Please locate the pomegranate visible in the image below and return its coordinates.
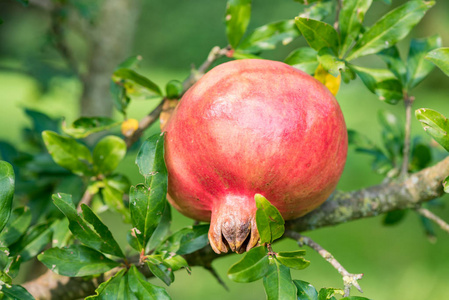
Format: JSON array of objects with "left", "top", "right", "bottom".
[{"left": 163, "top": 59, "right": 347, "bottom": 254}]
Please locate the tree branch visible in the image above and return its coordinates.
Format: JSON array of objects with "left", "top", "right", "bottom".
[
  {"left": 23, "top": 155, "right": 449, "bottom": 299},
  {"left": 416, "top": 207, "right": 449, "bottom": 234},
  {"left": 285, "top": 231, "right": 363, "bottom": 296}
]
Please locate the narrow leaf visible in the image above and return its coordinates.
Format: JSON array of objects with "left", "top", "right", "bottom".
[
  {"left": 0, "top": 161, "right": 14, "bottom": 233},
  {"left": 228, "top": 246, "right": 269, "bottom": 282},
  {"left": 38, "top": 245, "right": 119, "bottom": 277},
  {"left": 237, "top": 20, "right": 300, "bottom": 53},
  {"left": 0, "top": 285, "right": 34, "bottom": 300},
  {"left": 62, "top": 117, "right": 120, "bottom": 139},
  {"left": 52, "top": 193, "right": 125, "bottom": 258},
  {"left": 147, "top": 202, "right": 171, "bottom": 251},
  {"left": 127, "top": 265, "right": 171, "bottom": 299},
  {"left": 350, "top": 65, "right": 402, "bottom": 104},
  {"left": 378, "top": 46, "right": 407, "bottom": 85},
  {"left": 93, "top": 136, "right": 126, "bottom": 175},
  {"left": 263, "top": 258, "right": 296, "bottom": 300},
  {"left": 9, "top": 222, "right": 52, "bottom": 261},
  {"left": 102, "top": 175, "right": 131, "bottom": 223},
  {"left": 276, "top": 250, "right": 310, "bottom": 270},
  {"left": 146, "top": 255, "right": 174, "bottom": 286},
  {"left": 317, "top": 48, "right": 345, "bottom": 77},
  {"left": 225, "top": 0, "right": 252, "bottom": 48},
  {"left": 135, "top": 133, "right": 166, "bottom": 180},
  {"left": 255, "top": 194, "right": 285, "bottom": 244},
  {"left": 85, "top": 269, "right": 127, "bottom": 299},
  {"left": 158, "top": 224, "right": 209, "bottom": 255},
  {"left": 295, "top": 17, "right": 339, "bottom": 54},
  {"left": 42, "top": 131, "right": 93, "bottom": 176},
  {"left": 406, "top": 35, "right": 442, "bottom": 89},
  {"left": 339, "top": 0, "right": 373, "bottom": 55},
  {"left": 346, "top": 0, "right": 435, "bottom": 61},
  {"left": 114, "top": 68, "right": 162, "bottom": 96},
  {"left": 293, "top": 280, "right": 319, "bottom": 300},
  {"left": 0, "top": 207, "right": 32, "bottom": 247},
  {"left": 415, "top": 108, "right": 449, "bottom": 152},
  {"left": 284, "top": 48, "right": 318, "bottom": 75},
  {"left": 425, "top": 47, "right": 449, "bottom": 77}
]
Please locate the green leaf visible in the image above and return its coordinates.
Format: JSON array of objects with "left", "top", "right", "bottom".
[
  {"left": 295, "top": 17, "right": 339, "bottom": 55},
  {"left": 0, "top": 207, "right": 32, "bottom": 247},
  {"left": 383, "top": 209, "right": 407, "bottom": 225},
  {"left": 298, "top": 0, "right": 334, "bottom": 21},
  {"left": 110, "top": 80, "right": 130, "bottom": 115},
  {"left": 42, "top": 131, "right": 93, "bottom": 176},
  {"left": 228, "top": 246, "right": 269, "bottom": 283},
  {"left": 415, "top": 108, "right": 449, "bottom": 152},
  {"left": 116, "top": 55, "right": 142, "bottom": 70},
  {"left": 0, "top": 285, "right": 34, "bottom": 300},
  {"left": 237, "top": 20, "right": 300, "bottom": 53},
  {"left": 339, "top": 0, "right": 373, "bottom": 55},
  {"left": 146, "top": 255, "right": 174, "bottom": 286},
  {"left": 114, "top": 68, "right": 162, "bottom": 96},
  {"left": 317, "top": 48, "right": 345, "bottom": 77},
  {"left": 406, "top": 35, "right": 442, "bottom": 89},
  {"left": 0, "top": 161, "right": 14, "bottom": 234},
  {"left": 263, "top": 258, "right": 296, "bottom": 300},
  {"left": 378, "top": 46, "right": 407, "bottom": 85},
  {"left": 62, "top": 117, "right": 120, "bottom": 139},
  {"left": 255, "top": 194, "right": 285, "bottom": 244},
  {"left": 102, "top": 175, "right": 131, "bottom": 222},
  {"left": 135, "top": 133, "right": 166, "bottom": 180},
  {"left": 346, "top": 1, "right": 435, "bottom": 61},
  {"left": 410, "top": 142, "right": 432, "bottom": 172},
  {"left": 341, "top": 297, "right": 371, "bottom": 300},
  {"left": 158, "top": 224, "right": 209, "bottom": 255},
  {"left": 443, "top": 175, "right": 449, "bottom": 193},
  {"left": 50, "top": 218, "right": 72, "bottom": 248},
  {"left": 147, "top": 202, "right": 171, "bottom": 251},
  {"left": 93, "top": 136, "right": 126, "bottom": 175},
  {"left": 284, "top": 48, "right": 318, "bottom": 75},
  {"left": 293, "top": 280, "right": 318, "bottom": 300},
  {"left": 14, "top": 0, "right": 29, "bottom": 6},
  {"left": 165, "top": 80, "right": 183, "bottom": 99},
  {"left": 86, "top": 269, "right": 127, "bottom": 299},
  {"left": 129, "top": 184, "right": 167, "bottom": 252},
  {"left": 276, "top": 250, "right": 310, "bottom": 270},
  {"left": 9, "top": 222, "right": 52, "bottom": 261},
  {"left": 127, "top": 265, "right": 171, "bottom": 300},
  {"left": 378, "top": 110, "right": 403, "bottom": 160},
  {"left": 425, "top": 47, "right": 449, "bottom": 77},
  {"left": 231, "top": 50, "right": 262, "bottom": 60},
  {"left": 318, "top": 288, "right": 344, "bottom": 300},
  {"left": 164, "top": 255, "right": 189, "bottom": 272},
  {"left": 225, "top": 0, "right": 252, "bottom": 48},
  {"left": 350, "top": 65, "right": 402, "bottom": 104},
  {"left": 52, "top": 193, "right": 125, "bottom": 258},
  {"left": 38, "top": 245, "right": 120, "bottom": 277}
]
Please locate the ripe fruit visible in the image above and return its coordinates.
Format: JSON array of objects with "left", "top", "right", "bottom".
[{"left": 164, "top": 59, "right": 347, "bottom": 254}]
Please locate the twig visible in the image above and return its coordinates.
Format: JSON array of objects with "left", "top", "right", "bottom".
[
  {"left": 416, "top": 207, "right": 449, "bottom": 234},
  {"left": 77, "top": 189, "right": 94, "bottom": 212},
  {"left": 400, "top": 93, "right": 415, "bottom": 178},
  {"left": 204, "top": 265, "right": 229, "bottom": 291},
  {"left": 124, "top": 99, "right": 165, "bottom": 149},
  {"left": 285, "top": 231, "right": 363, "bottom": 297},
  {"left": 182, "top": 46, "right": 231, "bottom": 92}
]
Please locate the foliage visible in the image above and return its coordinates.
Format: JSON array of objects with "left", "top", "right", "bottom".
[{"left": 0, "top": 0, "right": 448, "bottom": 299}]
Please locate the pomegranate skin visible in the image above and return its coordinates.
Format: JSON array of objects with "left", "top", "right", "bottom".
[{"left": 164, "top": 59, "right": 347, "bottom": 253}]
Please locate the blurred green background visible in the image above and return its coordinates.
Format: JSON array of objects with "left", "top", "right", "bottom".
[{"left": 1, "top": 0, "right": 449, "bottom": 299}]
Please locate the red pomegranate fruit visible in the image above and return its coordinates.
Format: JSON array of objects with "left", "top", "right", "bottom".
[{"left": 163, "top": 59, "right": 347, "bottom": 254}]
